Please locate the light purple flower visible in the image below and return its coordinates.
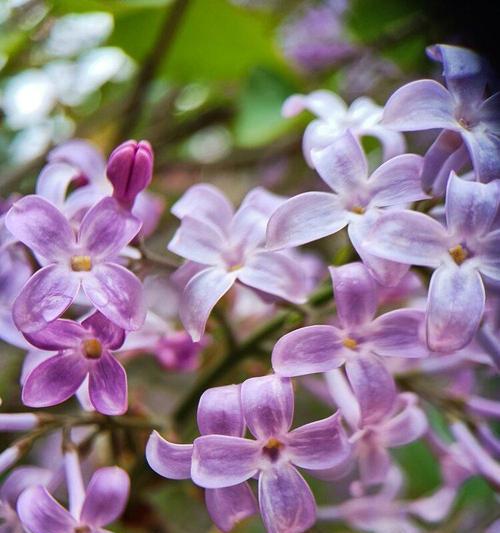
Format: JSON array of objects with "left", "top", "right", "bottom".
[
  {"left": 6, "top": 195, "right": 146, "bottom": 332},
  {"left": 21, "top": 311, "right": 128, "bottom": 415},
  {"left": 168, "top": 185, "right": 310, "bottom": 341},
  {"left": 146, "top": 384, "right": 258, "bottom": 532},
  {"left": 266, "top": 131, "right": 426, "bottom": 285},
  {"left": 383, "top": 44, "right": 500, "bottom": 182},
  {"left": 282, "top": 90, "right": 406, "bottom": 166},
  {"left": 363, "top": 173, "right": 500, "bottom": 351},
  {"left": 272, "top": 262, "right": 428, "bottom": 422},
  {"left": 191, "top": 374, "right": 352, "bottom": 533}
]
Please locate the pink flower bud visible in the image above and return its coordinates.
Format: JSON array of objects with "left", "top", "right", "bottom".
[{"left": 106, "top": 140, "right": 154, "bottom": 208}]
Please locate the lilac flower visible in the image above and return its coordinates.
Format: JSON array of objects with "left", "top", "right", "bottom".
[
  {"left": 191, "top": 374, "right": 352, "bottom": 533},
  {"left": 6, "top": 195, "right": 146, "bottom": 332},
  {"left": 363, "top": 173, "right": 500, "bottom": 351},
  {"left": 272, "top": 263, "right": 428, "bottom": 422},
  {"left": 168, "top": 185, "right": 311, "bottom": 341},
  {"left": 383, "top": 44, "right": 500, "bottom": 183},
  {"left": 266, "top": 131, "right": 426, "bottom": 285},
  {"left": 21, "top": 311, "right": 128, "bottom": 415},
  {"left": 282, "top": 90, "right": 406, "bottom": 166},
  {"left": 146, "top": 384, "right": 258, "bottom": 532}
]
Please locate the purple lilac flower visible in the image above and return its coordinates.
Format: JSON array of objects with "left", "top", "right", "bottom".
[
  {"left": 21, "top": 311, "right": 128, "bottom": 415},
  {"left": 191, "top": 374, "right": 352, "bottom": 533},
  {"left": 363, "top": 173, "right": 500, "bottom": 352},
  {"left": 272, "top": 262, "right": 429, "bottom": 422},
  {"left": 168, "top": 185, "right": 311, "bottom": 341},
  {"left": 146, "top": 384, "right": 258, "bottom": 532},
  {"left": 383, "top": 44, "right": 500, "bottom": 184},
  {"left": 266, "top": 131, "right": 427, "bottom": 285},
  {"left": 6, "top": 195, "right": 146, "bottom": 332},
  {"left": 282, "top": 90, "right": 406, "bottom": 166}
]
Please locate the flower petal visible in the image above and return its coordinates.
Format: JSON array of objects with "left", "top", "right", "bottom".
[
  {"left": 78, "top": 197, "right": 141, "bottom": 260},
  {"left": 358, "top": 441, "right": 391, "bottom": 485},
  {"left": 426, "top": 265, "right": 485, "bottom": 352},
  {"left": 238, "top": 251, "right": 308, "bottom": 304},
  {"left": 287, "top": 413, "right": 351, "bottom": 470},
  {"left": 477, "top": 229, "right": 500, "bottom": 282},
  {"left": 5, "top": 195, "right": 74, "bottom": 261},
  {"left": 282, "top": 90, "right": 347, "bottom": 120},
  {"left": 258, "top": 464, "right": 316, "bottom": 533},
  {"left": 36, "top": 162, "right": 81, "bottom": 208},
  {"left": 48, "top": 138, "right": 106, "bottom": 181},
  {"left": 0, "top": 466, "right": 52, "bottom": 509},
  {"left": 191, "top": 435, "right": 260, "bottom": 489},
  {"left": 22, "top": 351, "right": 88, "bottom": 408},
  {"left": 266, "top": 191, "right": 348, "bottom": 250},
  {"left": 17, "top": 486, "right": 76, "bottom": 533},
  {"left": 82, "top": 262, "right": 146, "bottom": 331},
  {"left": 81, "top": 467, "right": 130, "bottom": 527},
  {"left": 272, "top": 325, "right": 344, "bottom": 377},
  {"left": 382, "top": 393, "right": 428, "bottom": 447},
  {"left": 146, "top": 431, "right": 193, "bottom": 480},
  {"left": 382, "top": 80, "right": 455, "bottom": 131},
  {"left": 88, "top": 353, "right": 127, "bottom": 415},
  {"left": 330, "top": 262, "right": 378, "bottom": 329},
  {"left": 81, "top": 311, "right": 125, "bottom": 350},
  {"left": 179, "top": 266, "right": 237, "bottom": 341},
  {"left": 205, "top": 484, "right": 258, "bottom": 533},
  {"left": 197, "top": 384, "right": 244, "bottom": 437},
  {"left": 23, "top": 319, "right": 86, "bottom": 351}
]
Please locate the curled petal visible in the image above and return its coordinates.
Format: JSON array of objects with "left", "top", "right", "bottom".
[
  {"left": 0, "top": 466, "right": 52, "bottom": 508},
  {"left": 205, "top": 484, "right": 258, "bottom": 533},
  {"left": 241, "top": 375, "right": 294, "bottom": 440},
  {"left": 146, "top": 431, "right": 192, "bottom": 480},
  {"left": 191, "top": 435, "right": 260, "bottom": 489},
  {"left": 282, "top": 90, "right": 347, "bottom": 120},
  {"left": 24, "top": 319, "right": 85, "bottom": 351},
  {"left": 477, "top": 229, "right": 500, "bottom": 282},
  {"left": 48, "top": 138, "right": 105, "bottom": 181},
  {"left": 358, "top": 441, "right": 391, "bottom": 486},
  {"left": 36, "top": 162, "right": 81, "bottom": 207},
  {"left": 360, "top": 126, "right": 406, "bottom": 161},
  {"left": 88, "top": 353, "right": 127, "bottom": 415},
  {"left": 197, "top": 384, "right": 244, "bottom": 437},
  {"left": 382, "top": 393, "right": 428, "bottom": 447},
  {"left": 81, "top": 311, "right": 125, "bottom": 350}
]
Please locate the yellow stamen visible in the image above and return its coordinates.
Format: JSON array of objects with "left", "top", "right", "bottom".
[
  {"left": 83, "top": 339, "right": 102, "bottom": 359},
  {"left": 228, "top": 263, "right": 243, "bottom": 272},
  {"left": 448, "top": 244, "right": 468, "bottom": 265},
  {"left": 264, "top": 437, "right": 283, "bottom": 450},
  {"left": 342, "top": 337, "right": 358, "bottom": 350},
  {"left": 71, "top": 255, "right": 92, "bottom": 272},
  {"left": 351, "top": 206, "right": 365, "bottom": 215},
  {"left": 74, "top": 527, "right": 91, "bottom": 533},
  {"left": 458, "top": 117, "right": 471, "bottom": 130}
]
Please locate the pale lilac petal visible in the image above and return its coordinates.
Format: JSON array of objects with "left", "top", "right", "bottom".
[
  {"left": 370, "top": 309, "right": 428, "bottom": 358},
  {"left": 23, "top": 319, "right": 85, "bottom": 351},
  {"left": 304, "top": 451, "right": 354, "bottom": 481},
  {"left": 13, "top": 265, "right": 79, "bottom": 333},
  {"left": 88, "top": 353, "right": 127, "bottom": 415},
  {"left": 78, "top": 197, "right": 141, "bottom": 260},
  {"left": 478, "top": 229, "right": 500, "bottom": 282},
  {"left": 238, "top": 251, "right": 308, "bottom": 304},
  {"left": 382, "top": 393, "right": 428, "bottom": 447},
  {"left": 358, "top": 441, "right": 391, "bottom": 485},
  {"left": 179, "top": 267, "right": 237, "bottom": 341},
  {"left": 359, "top": 125, "right": 406, "bottom": 161},
  {"left": 229, "top": 205, "right": 268, "bottom": 252},
  {"left": 445, "top": 173, "right": 499, "bottom": 238},
  {"left": 287, "top": 413, "right": 351, "bottom": 470},
  {"left": 22, "top": 352, "right": 88, "bottom": 407},
  {"left": 345, "top": 354, "right": 395, "bottom": 424},
  {"left": 205, "top": 484, "right": 258, "bottom": 533},
  {"left": 81, "top": 311, "right": 125, "bottom": 350},
  {"left": 82, "top": 263, "right": 146, "bottom": 331},
  {"left": 266, "top": 191, "right": 348, "bottom": 250},
  {"left": 310, "top": 131, "right": 368, "bottom": 193},
  {"left": 36, "top": 162, "right": 81, "bottom": 207},
  {"left": 171, "top": 184, "right": 234, "bottom": 231},
  {"left": 133, "top": 191, "right": 165, "bottom": 237},
  {"left": 81, "top": 467, "right": 129, "bottom": 527},
  {"left": 241, "top": 375, "right": 293, "bottom": 440},
  {"left": 382, "top": 80, "right": 456, "bottom": 131},
  {"left": 5, "top": 195, "right": 74, "bottom": 261},
  {"left": 408, "top": 486, "right": 457, "bottom": 523},
  {"left": 362, "top": 210, "right": 449, "bottom": 267},
  {"left": 197, "top": 384, "right": 244, "bottom": 437},
  {"left": 426, "top": 265, "right": 485, "bottom": 351},
  {"left": 48, "top": 138, "right": 105, "bottom": 181},
  {"left": 329, "top": 262, "right": 377, "bottom": 329},
  {"left": 324, "top": 369, "right": 360, "bottom": 429},
  {"left": 191, "top": 435, "right": 260, "bottom": 489},
  {"left": 0, "top": 466, "right": 52, "bottom": 508},
  {"left": 272, "top": 325, "right": 344, "bottom": 377},
  {"left": 168, "top": 216, "right": 225, "bottom": 265},
  {"left": 146, "top": 431, "right": 193, "bottom": 480},
  {"left": 302, "top": 120, "right": 338, "bottom": 167},
  {"left": 282, "top": 90, "right": 347, "bottom": 120},
  {"left": 368, "top": 154, "right": 427, "bottom": 207},
  {"left": 459, "top": 128, "right": 500, "bottom": 182},
  {"left": 258, "top": 464, "right": 316, "bottom": 533},
  {"left": 17, "top": 486, "right": 76, "bottom": 533},
  {"left": 238, "top": 187, "right": 286, "bottom": 218}
]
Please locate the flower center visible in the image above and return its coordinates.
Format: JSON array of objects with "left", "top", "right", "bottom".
[
  {"left": 83, "top": 338, "right": 102, "bottom": 359},
  {"left": 262, "top": 437, "right": 283, "bottom": 462},
  {"left": 350, "top": 206, "right": 365, "bottom": 215},
  {"left": 74, "top": 527, "right": 91, "bottom": 533},
  {"left": 71, "top": 255, "right": 92, "bottom": 272},
  {"left": 342, "top": 337, "right": 358, "bottom": 350},
  {"left": 448, "top": 244, "right": 468, "bottom": 265}
]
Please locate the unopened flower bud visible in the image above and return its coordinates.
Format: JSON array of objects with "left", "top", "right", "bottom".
[
  {"left": 0, "top": 413, "right": 40, "bottom": 432},
  {"left": 106, "top": 140, "right": 154, "bottom": 208},
  {"left": 0, "top": 446, "right": 21, "bottom": 475}
]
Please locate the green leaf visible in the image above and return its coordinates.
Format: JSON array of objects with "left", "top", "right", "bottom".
[{"left": 51, "top": 0, "right": 172, "bottom": 15}]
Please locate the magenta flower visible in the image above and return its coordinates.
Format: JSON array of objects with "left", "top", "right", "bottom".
[
  {"left": 266, "top": 131, "right": 427, "bottom": 285},
  {"left": 146, "top": 384, "right": 258, "bottom": 532},
  {"left": 21, "top": 311, "right": 128, "bottom": 415},
  {"left": 17, "top": 466, "right": 129, "bottom": 533},
  {"left": 363, "top": 173, "right": 500, "bottom": 351},
  {"left": 6, "top": 195, "right": 146, "bottom": 332},
  {"left": 383, "top": 44, "right": 500, "bottom": 182},
  {"left": 168, "top": 185, "right": 310, "bottom": 341},
  {"left": 272, "top": 263, "right": 428, "bottom": 422},
  {"left": 191, "top": 374, "right": 351, "bottom": 533}
]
